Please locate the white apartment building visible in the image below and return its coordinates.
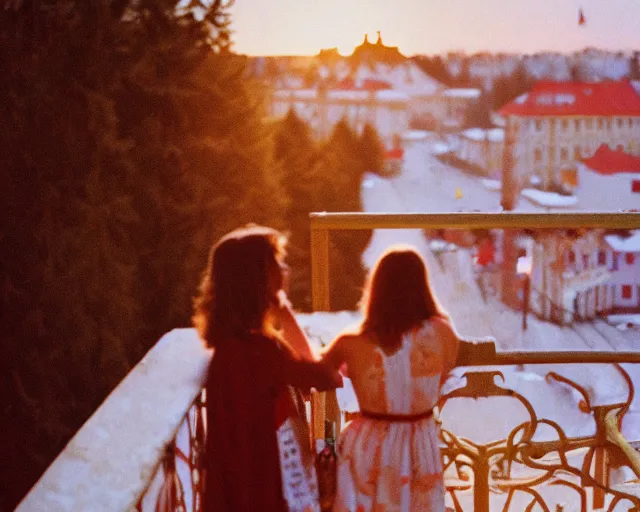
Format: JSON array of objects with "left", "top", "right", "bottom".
[
  {"left": 498, "top": 80, "right": 640, "bottom": 189},
  {"left": 575, "top": 144, "right": 640, "bottom": 210},
  {"left": 271, "top": 88, "right": 409, "bottom": 146},
  {"left": 454, "top": 127, "right": 505, "bottom": 178}
]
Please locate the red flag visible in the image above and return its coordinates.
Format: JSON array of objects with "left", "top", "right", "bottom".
[{"left": 578, "top": 8, "right": 586, "bottom": 26}]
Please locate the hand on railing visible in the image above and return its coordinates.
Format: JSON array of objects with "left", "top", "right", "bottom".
[{"left": 455, "top": 336, "right": 497, "bottom": 367}]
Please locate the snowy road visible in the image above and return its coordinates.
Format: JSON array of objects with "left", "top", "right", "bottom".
[{"left": 359, "top": 138, "right": 638, "bottom": 352}]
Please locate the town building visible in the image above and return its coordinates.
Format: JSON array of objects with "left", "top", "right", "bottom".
[
  {"left": 453, "top": 127, "right": 505, "bottom": 178},
  {"left": 527, "top": 224, "right": 640, "bottom": 324},
  {"left": 529, "top": 230, "right": 612, "bottom": 324},
  {"left": 574, "top": 144, "right": 640, "bottom": 209},
  {"left": 603, "top": 230, "right": 640, "bottom": 312},
  {"left": 498, "top": 80, "right": 640, "bottom": 190},
  {"left": 269, "top": 33, "right": 441, "bottom": 146},
  {"left": 271, "top": 87, "right": 410, "bottom": 146},
  {"left": 440, "top": 88, "right": 482, "bottom": 130}
]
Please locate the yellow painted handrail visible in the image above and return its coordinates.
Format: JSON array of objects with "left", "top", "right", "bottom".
[
  {"left": 310, "top": 211, "right": 640, "bottom": 230},
  {"left": 309, "top": 211, "right": 640, "bottom": 511}
]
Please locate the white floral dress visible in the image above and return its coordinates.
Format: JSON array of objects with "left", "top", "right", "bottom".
[{"left": 333, "top": 321, "right": 446, "bottom": 512}]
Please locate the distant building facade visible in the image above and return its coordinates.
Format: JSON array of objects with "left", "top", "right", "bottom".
[
  {"left": 267, "top": 33, "right": 463, "bottom": 146},
  {"left": 440, "top": 88, "right": 482, "bottom": 130},
  {"left": 271, "top": 87, "right": 409, "bottom": 146},
  {"left": 530, "top": 230, "right": 612, "bottom": 323},
  {"left": 453, "top": 127, "right": 505, "bottom": 177},
  {"left": 603, "top": 231, "right": 640, "bottom": 312},
  {"left": 575, "top": 144, "right": 640, "bottom": 210},
  {"left": 498, "top": 80, "right": 640, "bottom": 190},
  {"left": 529, "top": 227, "right": 640, "bottom": 324}
]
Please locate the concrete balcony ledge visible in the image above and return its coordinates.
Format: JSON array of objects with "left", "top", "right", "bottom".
[{"left": 17, "top": 328, "right": 211, "bottom": 512}]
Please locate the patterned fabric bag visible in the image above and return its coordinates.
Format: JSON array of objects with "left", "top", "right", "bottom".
[{"left": 275, "top": 386, "right": 321, "bottom": 512}]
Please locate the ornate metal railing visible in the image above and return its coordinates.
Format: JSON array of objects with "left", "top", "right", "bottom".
[
  {"left": 438, "top": 361, "right": 640, "bottom": 511},
  {"left": 310, "top": 211, "right": 640, "bottom": 512},
  {"left": 136, "top": 391, "right": 206, "bottom": 512}
]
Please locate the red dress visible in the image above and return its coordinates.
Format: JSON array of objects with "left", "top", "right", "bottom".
[{"left": 204, "top": 333, "right": 338, "bottom": 512}]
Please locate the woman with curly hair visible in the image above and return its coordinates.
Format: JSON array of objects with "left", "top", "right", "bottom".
[{"left": 194, "top": 225, "right": 341, "bottom": 512}]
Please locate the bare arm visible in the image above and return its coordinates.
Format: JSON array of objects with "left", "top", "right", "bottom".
[
  {"left": 320, "top": 334, "right": 347, "bottom": 370},
  {"left": 431, "top": 317, "right": 461, "bottom": 385},
  {"left": 273, "top": 293, "right": 316, "bottom": 361}
]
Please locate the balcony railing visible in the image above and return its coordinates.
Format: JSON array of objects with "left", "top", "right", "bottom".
[
  {"left": 16, "top": 212, "right": 640, "bottom": 512},
  {"left": 15, "top": 328, "right": 212, "bottom": 512},
  {"left": 310, "top": 211, "right": 640, "bottom": 512}
]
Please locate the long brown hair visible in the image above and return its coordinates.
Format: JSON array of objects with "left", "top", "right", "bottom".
[
  {"left": 193, "top": 225, "right": 286, "bottom": 348},
  {"left": 360, "top": 246, "right": 448, "bottom": 350}
]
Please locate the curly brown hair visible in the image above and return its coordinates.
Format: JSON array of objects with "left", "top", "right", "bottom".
[{"left": 193, "top": 225, "right": 287, "bottom": 348}]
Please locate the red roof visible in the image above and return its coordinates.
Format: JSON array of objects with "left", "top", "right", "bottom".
[
  {"left": 362, "top": 79, "right": 392, "bottom": 91},
  {"left": 582, "top": 144, "right": 640, "bottom": 175},
  {"left": 335, "top": 77, "right": 355, "bottom": 89},
  {"left": 334, "top": 77, "right": 392, "bottom": 91},
  {"left": 385, "top": 148, "right": 404, "bottom": 160},
  {"left": 499, "top": 80, "right": 640, "bottom": 117}
]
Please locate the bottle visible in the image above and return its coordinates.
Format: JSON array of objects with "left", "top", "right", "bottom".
[{"left": 315, "top": 420, "right": 337, "bottom": 511}]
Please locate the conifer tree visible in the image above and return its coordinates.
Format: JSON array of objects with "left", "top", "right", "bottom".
[
  {"left": 324, "top": 119, "right": 371, "bottom": 311},
  {"left": 0, "top": 1, "right": 286, "bottom": 508},
  {"left": 359, "top": 123, "right": 386, "bottom": 176}
]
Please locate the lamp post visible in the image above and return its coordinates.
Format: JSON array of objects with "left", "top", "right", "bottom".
[{"left": 517, "top": 256, "right": 533, "bottom": 331}]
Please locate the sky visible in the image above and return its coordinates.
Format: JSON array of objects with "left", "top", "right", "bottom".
[{"left": 230, "top": 0, "right": 639, "bottom": 56}]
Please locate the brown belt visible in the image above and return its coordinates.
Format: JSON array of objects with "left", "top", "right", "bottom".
[{"left": 360, "top": 408, "right": 434, "bottom": 423}]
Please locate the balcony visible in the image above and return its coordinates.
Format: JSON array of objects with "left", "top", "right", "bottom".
[{"left": 16, "top": 212, "right": 640, "bottom": 512}]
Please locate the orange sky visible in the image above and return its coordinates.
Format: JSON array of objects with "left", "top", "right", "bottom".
[{"left": 231, "top": 0, "right": 639, "bottom": 56}]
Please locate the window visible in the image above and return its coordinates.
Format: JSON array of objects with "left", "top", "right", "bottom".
[
  {"left": 586, "top": 118, "right": 593, "bottom": 129},
  {"left": 621, "top": 284, "right": 632, "bottom": 299},
  {"left": 626, "top": 253, "right": 635, "bottom": 265},
  {"left": 561, "top": 119, "right": 569, "bottom": 131},
  {"left": 628, "top": 118, "right": 633, "bottom": 128},
  {"left": 561, "top": 167, "right": 578, "bottom": 187},
  {"left": 535, "top": 120, "right": 543, "bottom": 131},
  {"left": 534, "top": 148, "right": 543, "bottom": 163},
  {"left": 612, "top": 252, "right": 619, "bottom": 271},
  {"left": 598, "top": 250, "right": 607, "bottom": 265},
  {"left": 560, "top": 147, "right": 568, "bottom": 161},
  {"left": 568, "top": 250, "right": 576, "bottom": 264},
  {"left": 574, "top": 119, "right": 580, "bottom": 131},
  {"left": 597, "top": 118, "right": 604, "bottom": 129},
  {"left": 617, "top": 118, "right": 624, "bottom": 129},
  {"left": 574, "top": 146, "right": 581, "bottom": 160},
  {"left": 632, "top": 180, "right": 640, "bottom": 193},
  {"left": 583, "top": 254, "right": 590, "bottom": 268}
]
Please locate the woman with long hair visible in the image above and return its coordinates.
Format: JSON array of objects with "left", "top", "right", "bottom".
[
  {"left": 194, "top": 225, "right": 341, "bottom": 512},
  {"left": 322, "top": 245, "right": 459, "bottom": 511}
]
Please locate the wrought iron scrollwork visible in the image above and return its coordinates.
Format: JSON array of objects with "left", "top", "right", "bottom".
[
  {"left": 137, "top": 391, "right": 206, "bottom": 512},
  {"left": 439, "top": 366, "right": 640, "bottom": 512}
]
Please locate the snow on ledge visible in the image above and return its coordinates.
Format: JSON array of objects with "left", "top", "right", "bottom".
[
  {"left": 521, "top": 188, "right": 578, "bottom": 207},
  {"left": 481, "top": 179, "right": 502, "bottom": 191},
  {"left": 16, "top": 328, "right": 211, "bottom": 512},
  {"left": 443, "top": 88, "right": 482, "bottom": 99},
  {"left": 605, "top": 230, "right": 640, "bottom": 252}
]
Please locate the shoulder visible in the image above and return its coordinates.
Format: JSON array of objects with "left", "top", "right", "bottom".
[
  {"left": 428, "top": 316, "right": 460, "bottom": 367},
  {"left": 325, "top": 332, "right": 356, "bottom": 356},
  {"left": 322, "top": 330, "right": 362, "bottom": 368},
  {"left": 429, "top": 316, "right": 456, "bottom": 337}
]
